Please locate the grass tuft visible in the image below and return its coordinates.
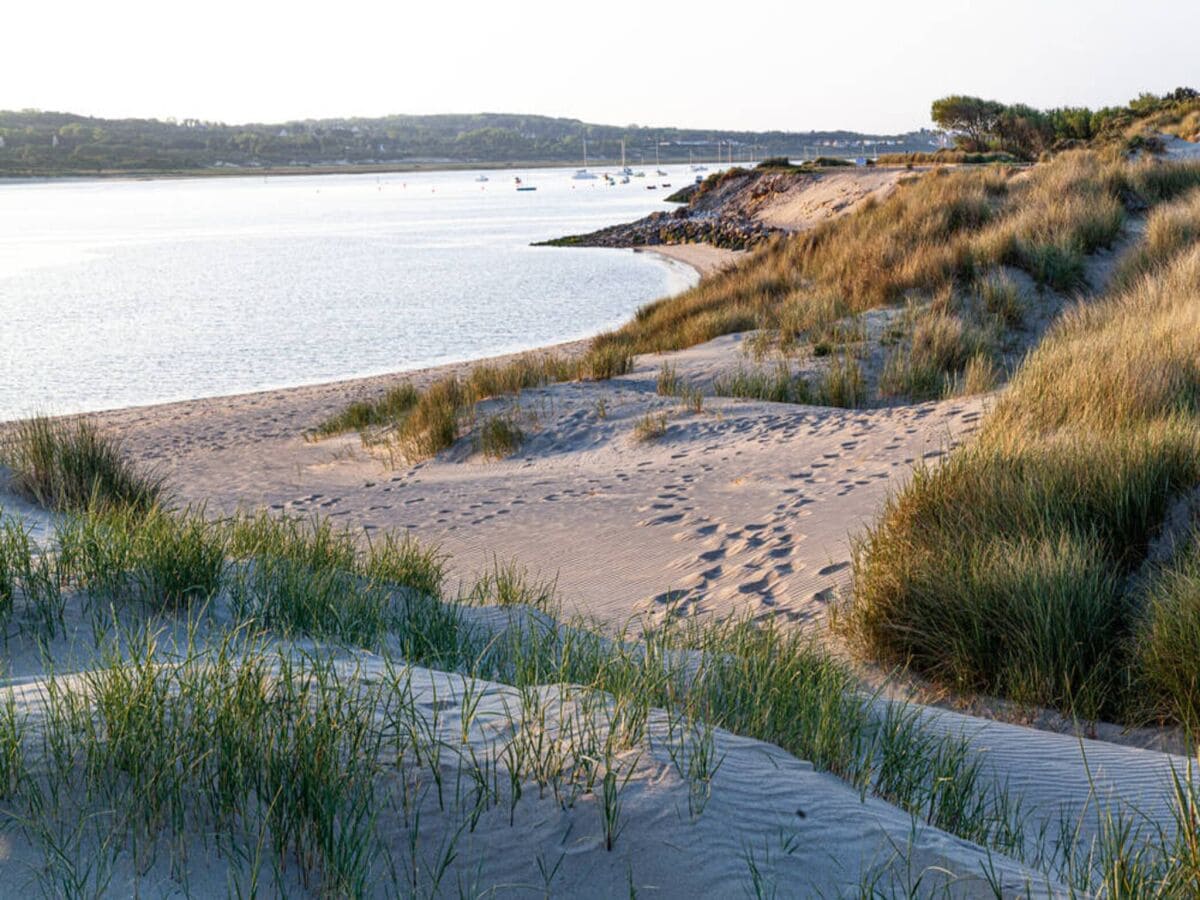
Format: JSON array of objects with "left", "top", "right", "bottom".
[
  {"left": 845, "top": 244, "right": 1200, "bottom": 722},
  {"left": 712, "top": 362, "right": 812, "bottom": 404},
  {"left": 633, "top": 412, "right": 668, "bottom": 443},
  {"left": 1, "top": 416, "right": 164, "bottom": 514},
  {"left": 477, "top": 412, "right": 525, "bottom": 459}
]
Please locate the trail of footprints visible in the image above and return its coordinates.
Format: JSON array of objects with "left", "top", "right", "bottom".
[
  {"left": 270, "top": 389, "right": 985, "bottom": 623},
  {"left": 637, "top": 402, "right": 984, "bottom": 621}
]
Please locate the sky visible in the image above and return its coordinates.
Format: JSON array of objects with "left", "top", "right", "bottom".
[{"left": 6, "top": 0, "right": 1198, "bottom": 133}]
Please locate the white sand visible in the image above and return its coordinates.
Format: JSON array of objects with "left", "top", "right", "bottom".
[
  {"left": 749, "top": 168, "right": 909, "bottom": 232},
  {"left": 1160, "top": 132, "right": 1200, "bottom": 160},
  {"left": 638, "top": 243, "right": 745, "bottom": 276},
  {"left": 0, "top": 254, "right": 1192, "bottom": 894},
  {"left": 0, "top": 605, "right": 1058, "bottom": 898}
]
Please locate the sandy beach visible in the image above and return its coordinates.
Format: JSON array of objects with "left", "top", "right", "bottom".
[
  {"left": 2, "top": 220, "right": 1197, "bottom": 895},
  {"left": 51, "top": 245, "right": 974, "bottom": 632}
]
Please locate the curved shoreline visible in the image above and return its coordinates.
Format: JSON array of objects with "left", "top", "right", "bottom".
[
  {"left": 636, "top": 243, "right": 745, "bottom": 277},
  {"left": 3, "top": 245, "right": 713, "bottom": 430}
]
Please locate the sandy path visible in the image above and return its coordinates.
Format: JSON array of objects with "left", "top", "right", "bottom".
[{"left": 67, "top": 335, "right": 982, "bottom": 631}]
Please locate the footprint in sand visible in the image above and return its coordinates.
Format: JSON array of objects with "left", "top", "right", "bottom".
[
  {"left": 817, "top": 561, "right": 850, "bottom": 577},
  {"left": 641, "top": 513, "right": 684, "bottom": 526}
]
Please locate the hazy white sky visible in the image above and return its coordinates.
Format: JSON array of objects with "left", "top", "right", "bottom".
[{"left": 7, "top": 0, "right": 1197, "bottom": 132}]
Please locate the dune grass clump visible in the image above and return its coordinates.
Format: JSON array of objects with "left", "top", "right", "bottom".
[
  {"left": 313, "top": 383, "right": 419, "bottom": 437},
  {"left": 1111, "top": 186, "right": 1200, "bottom": 290},
  {"left": 655, "top": 363, "right": 705, "bottom": 412},
  {"left": 879, "top": 302, "right": 998, "bottom": 402},
  {"left": 712, "top": 361, "right": 812, "bottom": 404},
  {"left": 816, "top": 354, "right": 867, "bottom": 408},
  {"left": 587, "top": 153, "right": 1200, "bottom": 369},
  {"left": 845, "top": 245, "right": 1200, "bottom": 721},
  {"left": 477, "top": 411, "right": 525, "bottom": 459},
  {"left": 1, "top": 416, "right": 164, "bottom": 513},
  {"left": 0, "top": 516, "right": 34, "bottom": 628},
  {"left": 633, "top": 412, "right": 668, "bottom": 443},
  {"left": 655, "top": 362, "right": 682, "bottom": 396},
  {"left": 56, "top": 505, "right": 227, "bottom": 606},
  {"left": 318, "top": 348, "right": 631, "bottom": 461},
  {"left": 391, "top": 376, "right": 467, "bottom": 461},
  {"left": 976, "top": 271, "right": 1026, "bottom": 328},
  {"left": 23, "top": 639, "right": 383, "bottom": 896},
  {"left": 1136, "top": 532, "right": 1200, "bottom": 732},
  {"left": 226, "top": 512, "right": 448, "bottom": 647},
  {"left": 875, "top": 150, "right": 1020, "bottom": 165}
]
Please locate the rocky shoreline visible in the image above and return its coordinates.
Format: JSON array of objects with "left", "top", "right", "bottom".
[
  {"left": 536, "top": 168, "right": 791, "bottom": 251},
  {"left": 536, "top": 207, "right": 778, "bottom": 251},
  {"left": 536, "top": 164, "right": 907, "bottom": 253}
]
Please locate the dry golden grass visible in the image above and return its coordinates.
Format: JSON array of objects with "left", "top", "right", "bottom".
[
  {"left": 845, "top": 244, "right": 1200, "bottom": 723},
  {"left": 1112, "top": 187, "right": 1200, "bottom": 290},
  {"left": 594, "top": 152, "right": 1200, "bottom": 367},
  {"left": 319, "top": 151, "right": 1200, "bottom": 445}
]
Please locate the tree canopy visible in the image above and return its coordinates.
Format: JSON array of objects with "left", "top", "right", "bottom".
[
  {"left": 931, "top": 88, "right": 1200, "bottom": 159},
  {"left": 0, "top": 111, "right": 935, "bottom": 176}
]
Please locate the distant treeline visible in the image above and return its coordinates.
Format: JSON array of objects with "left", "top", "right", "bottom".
[
  {"left": 0, "top": 110, "right": 939, "bottom": 176},
  {"left": 931, "top": 87, "right": 1200, "bottom": 160}
]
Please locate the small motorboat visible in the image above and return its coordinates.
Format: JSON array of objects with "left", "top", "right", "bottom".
[{"left": 475, "top": 174, "right": 489, "bottom": 182}]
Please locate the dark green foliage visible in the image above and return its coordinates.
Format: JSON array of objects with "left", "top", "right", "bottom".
[
  {"left": 0, "top": 109, "right": 934, "bottom": 176},
  {"left": 931, "top": 88, "right": 1200, "bottom": 159}
]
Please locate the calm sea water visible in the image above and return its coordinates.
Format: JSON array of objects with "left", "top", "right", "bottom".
[{"left": 0, "top": 166, "right": 701, "bottom": 422}]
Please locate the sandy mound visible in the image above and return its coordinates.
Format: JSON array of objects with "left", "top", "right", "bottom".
[
  {"left": 0, "top": 614, "right": 1056, "bottom": 898},
  {"left": 748, "top": 168, "right": 910, "bottom": 231},
  {"left": 82, "top": 334, "right": 981, "bottom": 630}
]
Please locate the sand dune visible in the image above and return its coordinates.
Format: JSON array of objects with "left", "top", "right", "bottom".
[
  {"left": 3, "top": 257, "right": 1195, "bottom": 894},
  {"left": 0, "top": 600, "right": 1057, "bottom": 897},
  {"left": 77, "top": 333, "right": 982, "bottom": 630}
]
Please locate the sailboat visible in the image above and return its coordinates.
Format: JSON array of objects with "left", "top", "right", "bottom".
[
  {"left": 620, "top": 139, "right": 633, "bottom": 177},
  {"left": 573, "top": 136, "right": 598, "bottom": 180},
  {"left": 655, "top": 142, "right": 667, "bottom": 177},
  {"left": 690, "top": 148, "right": 707, "bottom": 172}
]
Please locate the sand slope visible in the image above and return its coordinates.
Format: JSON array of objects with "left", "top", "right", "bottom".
[
  {"left": 0, "top": 624, "right": 1058, "bottom": 898},
  {"left": 79, "top": 335, "right": 982, "bottom": 630}
]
